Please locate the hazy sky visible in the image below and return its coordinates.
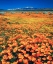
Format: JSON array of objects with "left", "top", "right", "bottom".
[{"left": 0, "top": 0, "right": 53, "bottom": 9}]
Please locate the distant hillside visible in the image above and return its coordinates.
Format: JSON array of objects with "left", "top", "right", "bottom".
[
  {"left": 7, "top": 7, "right": 53, "bottom": 11},
  {"left": 0, "top": 7, "right": 53, "bottom": 11}
]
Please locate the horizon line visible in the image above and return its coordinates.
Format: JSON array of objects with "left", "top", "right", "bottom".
[{"left": 0, "top": 7, "right": 53, "bottom": 10}]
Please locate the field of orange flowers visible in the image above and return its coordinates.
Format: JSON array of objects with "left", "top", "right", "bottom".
[{"left": 0, "top": 12, "right": 53, "bottom": 64}]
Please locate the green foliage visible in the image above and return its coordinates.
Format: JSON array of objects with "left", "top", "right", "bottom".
[
  {"left": 2, "top": 18, "right": 8, "bottom": 21},
  {"left": 9, "top": 58, "right": 17, "bottom": 63},
  {"left": 0, "top": 56, "right": 2, "bottom": 61},
  {"left": 16, "top": 39, "right": 21, "bottom": 46},
  {"left": 23, "top": 29, "right": 28, "bottom": 33},
  {"left": 1, "top": 32, "right": 5, "bottom": 37},
  {"left": 5, "top": 36, "right": 9, "bottom": 41},
  {"left": 50, "top": 52, "right": 53, "bottom": 57},
  {"left": 7, "top": 22, "right": 11, "bottom": 24},
  {"left": 0, "top": 47, "right": 3, "bottom": 52}
]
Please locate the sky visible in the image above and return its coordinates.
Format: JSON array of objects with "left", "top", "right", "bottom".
[{"left": 0, "top": 0, "right": 53, "bottom": 9}]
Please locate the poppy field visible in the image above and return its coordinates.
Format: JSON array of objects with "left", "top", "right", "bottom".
[{"left": 0, "top": 12, "right": 53, "bottom": 64}]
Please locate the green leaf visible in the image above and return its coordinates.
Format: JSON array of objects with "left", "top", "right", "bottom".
[
  {"left": 0, "top": 47, "right": 3, "bottom": 52},
  {"left": 9, "top": 58, "right": 15, "bottom": 63}
]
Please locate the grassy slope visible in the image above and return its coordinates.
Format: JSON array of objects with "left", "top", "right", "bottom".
[{"left": 0, "top": 12, "right": 53, "bottom": 38}]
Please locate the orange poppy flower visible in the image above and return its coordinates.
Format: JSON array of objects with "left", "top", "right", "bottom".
[
  {"left": 47, "top": 56, "right": 52, "bottom": 61},
  {"left": 41, "top": 49, "right": 44, "bottom": 53},
  {"left": 47, "top": 61, "right": 51, "bottom": 64},
  {"left": 26, "top": 48, "right": 30, "bottom": 51},
  {"left": 26, "top": 45, "right": 30, "bottom": 49},
  {"left": 31, "top": 57, "right": 36, "bottom": 62},
  {"left": 6, "top": 62, "right": 10, "bottom": 64},
  {"left": 18, "top": 59, "right": 23, "bottom": 63},
  {"left": 28, "top": 56, "right": 32, "bottom": 61},
  {"left": 3, "top": 55, "right": 8, "bottom": 60},
  {"left": 19, "top": 45, "right": 24, "bottom": 48},
  {"left": 20, "top": 50, "right": 26, "bottom": 54},
  {"left": 0, "top": 42, "right": 3, "bottom": 45},
  {"left": 37, "top": 52, "right": 40, "bottom": 57},
  {"left": 13, "top": 47, "right": 18, "bottom": 52},
  {"left": 48, "top": 39, "right": 53, "bottom": 45},
  {"left": 36, "top": 61, "right": 42, "bottom": 64},
  {"left": 23, "top": 59, "right": 28, "bottom": 64},
  {"left": 8, "top": 53, "right": 13, "bottom": 59},
  {"left": 18, "top": 54, "right": 24, "bottom": 59},
  {"left": 32, "top": 53, "right": 36, "bottom": 57},
  {"left": 12, "top": 42, "right": 18, "bottom": 46},
  {"left": 12, "top": 62, "right": 18, "bottom": 64},
  {"left": 13, "top": 34, "right": 22, "bottom": 40},
  {"left": 30, "top": 49, "right": 34, "bottom": 53},
  {"left": 24, "top": 54, "right": 29, "bottom": 58}
]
